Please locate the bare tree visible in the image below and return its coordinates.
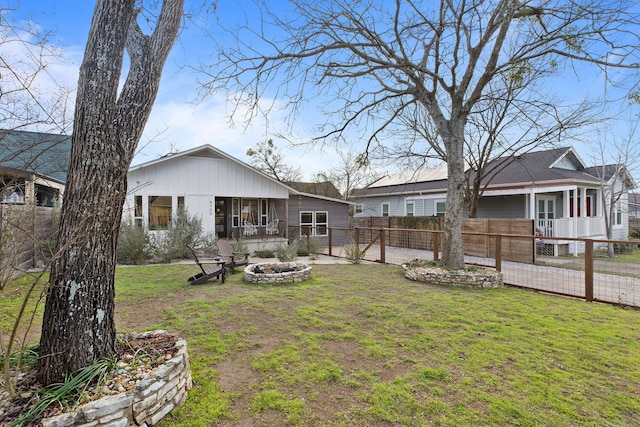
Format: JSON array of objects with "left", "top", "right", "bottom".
[
  {"left": 314, "top": 149, "right": 379, "bottom": 199},
  {"left": 37, "top": 0, "right": 183, "bottom": 385},
  {"left": 587, "top": 121, "right": 639, "bottom": 256},
  {"left": 246, "top": 138, "right": 303, "bottom": 182},
  {"left": 209, "top": 0, "right": 640, "bottom": 269}
]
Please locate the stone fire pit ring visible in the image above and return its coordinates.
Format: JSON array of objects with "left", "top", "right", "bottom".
[{"left": 244, "top": 262, "right": 312, "bottom": 284}]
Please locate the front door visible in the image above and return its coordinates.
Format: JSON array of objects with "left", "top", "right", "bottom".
[
  {"left": 536, "top": 196, "right": 555, "bottom": 236},
  {"left": 215, "top": 199, "right": 228, "bottom": 238}
]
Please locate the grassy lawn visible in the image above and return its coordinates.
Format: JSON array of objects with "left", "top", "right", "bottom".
[{"left": 2, "top": 263, "right": 640, "bottom": 426}]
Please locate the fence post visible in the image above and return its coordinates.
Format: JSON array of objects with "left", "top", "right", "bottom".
[
  {"left": 354, "top": 227, "right": 360, "bottom": 247},
  {"left": 433, "top": 231, "right": 439, "bottom": 262},
  {"left": 584, "top": 239, "right": 594, "bottom": 302},
  {"left": 379, "top": 228, "right": 385, "bottom": 263},
  {"left": 328, "top": 228, "right": 333, "bottom": 256},
  {"left": 495, "top": 234, "right": 502, "bottom": 272}
]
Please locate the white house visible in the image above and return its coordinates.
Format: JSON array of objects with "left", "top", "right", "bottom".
[{"left": 125, "top": 145, "right": 353, "bottom": 250}]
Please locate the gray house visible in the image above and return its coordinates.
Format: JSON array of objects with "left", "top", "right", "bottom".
[
  {"left": 352, "top": 147, "right": 635, "bottom": 255},
  {"left": 0, "top": 130, "right": 70, "bottom": 206},
  {"left": 125, "top": 145, "right": 353, "bottom": 250}
]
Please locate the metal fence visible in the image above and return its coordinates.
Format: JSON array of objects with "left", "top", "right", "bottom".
[{"left": 323, "top": 227, "right": 640, "bottom": 309}]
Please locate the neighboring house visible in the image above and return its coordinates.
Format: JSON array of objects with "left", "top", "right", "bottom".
[
  {"left": 352, "top": 147, "right": 635, "bottom": 255},
  {"left": 629, "top": 193, "right": 640, "bottom": 218},
  {"left": 0, "top": 129, "right": 70, "bottom": 206},
  {"left": 125, "top": 145, "right": 353, "bottom": 250}
]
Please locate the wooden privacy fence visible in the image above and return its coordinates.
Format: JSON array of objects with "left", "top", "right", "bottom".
[
  {"left": 351, "top": 218, "right": 535, "bottom": 263},
  {"left": 0, "top": 205, "right": 55, "bottom": 281}
]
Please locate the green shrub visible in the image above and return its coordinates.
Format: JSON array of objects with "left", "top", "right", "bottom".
[
  {"left": 196, "top": 232, "right": 218, "bottom": 257},
  {"left": 296, "top": 235, "right": 323, "bottom": 257},
  {"left": 276, "top": 242, "right": 298, "bottom": 262},
  {"left": 344, "top": 244, "right": 365, "bottom": 264},
  {"left": 629, "top": 227, "right": 640, "bottom": 241},
  {"left": 254, "top": 249, "right": 276, "bottom": 258},
  {"left": 117, "top": 218, "right": 151, "bottom": 264},
  {"left": 151, "top": 207, "right": 202, "bottom": 262}
]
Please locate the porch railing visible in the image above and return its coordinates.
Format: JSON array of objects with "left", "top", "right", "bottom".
[{"left": 537, "top": 217, "right": 605, "bottom": 239}]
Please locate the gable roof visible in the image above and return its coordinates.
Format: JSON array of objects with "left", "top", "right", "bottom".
[
  {"left": 477, "top": 147, "right": 598, "bottom": 186},
  {"left": 353, "top": 147, "right": 619, "bottom": 198},
  {"left": 131, "top": 145, "right": 354, "bottom": 205},
  {"left": 0, "top": 129, "right": 71, "bottom": 183}
]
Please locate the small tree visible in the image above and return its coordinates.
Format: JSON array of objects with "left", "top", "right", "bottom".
[
  {"left": 246, "top": 138, "right": 302, "bottom": 183},
  {"left": 588, "top": 121, "right": 639, "bottom": 257}
]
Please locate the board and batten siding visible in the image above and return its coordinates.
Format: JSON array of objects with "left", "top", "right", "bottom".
[{"left": 125, "top": 155, "right": 290, "bottom": 235}]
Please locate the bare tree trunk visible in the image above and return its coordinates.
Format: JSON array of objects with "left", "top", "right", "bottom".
[
  {"left": 440, "top": 124, "right": 467, "bottom": 270},
  {"left": 37, "top": 0, "right": 183, "bottom": 385}
]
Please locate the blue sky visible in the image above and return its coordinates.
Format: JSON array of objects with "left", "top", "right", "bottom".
[
  {"left": 8, "top": 0, "right": 332, "bottom": 176},
  {"left": 6, "top": 1, "right": 640, "bottom": 183}
]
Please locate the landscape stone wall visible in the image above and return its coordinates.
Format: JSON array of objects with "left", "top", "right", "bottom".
[
  {"left": 403, "top": 264, "right": 503, "bottom": 288},
  {"left": 41, "top": 333, "right": 192, "bottom": 427}
]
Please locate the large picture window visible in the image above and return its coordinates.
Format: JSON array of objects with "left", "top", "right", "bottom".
[{"left": 148, "top": 196, "right": 172, "bottom": 230}]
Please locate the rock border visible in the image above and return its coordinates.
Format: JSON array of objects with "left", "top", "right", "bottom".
[
  {"left": 41, "top": 330, "right": 192, "bottom": 427},
  {"left": 244, "top": 262, "right": 312, "bottom": 284},
  {"left": 402, "top": 261, "right": 503, "bottom": 288}
]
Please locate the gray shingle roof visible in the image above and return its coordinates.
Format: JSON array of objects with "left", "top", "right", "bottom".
[
  {"left": 0, "top": 130, "right": 71, "bottom": 183},
  {"left": 354, "top": 147, "right": 610, "bottom": 198}
]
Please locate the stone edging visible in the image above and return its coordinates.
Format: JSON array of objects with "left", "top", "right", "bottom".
[
  {"left": 403, "top": 263, "right": 504, "bottom": 288},
  {"left": 41, "top": 330, "right": 192, "bottom": 427},
  {"left": 244, "top": 262, "right": 312, "bottom": 284}
]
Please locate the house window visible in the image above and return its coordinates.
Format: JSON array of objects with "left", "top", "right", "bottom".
[
  {"left": 406, "top": 201, "right": 414, "bottom": 216},
  {"left": 1, "top": 188, "right": 24, "bottom": 204},
  {"left": 435, "top": 200, "right": 446, "bottom": 217},
  {"left": 316, "top": 211, "right": 328, "bottom": 236},
  {"left": 260, "top": 199, "right": 268, "bottom": 226},
  {"left": 134, "top": 195, "right": 143, "bottom": 227},
  {"left": 569, "top": 195, "right": 593, "bottom": 217},
  {"left": 300, "top": 211, "right": 328, "bottom": 236},
  {"left": 232, "top": 198, "right": 240, "bottom": 227},
  {"left": 381, "top": 203, "right": 390, "bottom": 217},
  {"left": 614, "top": 201, "right": 623, "bottom": 225},
  {"left": 1, "top": 177, "right": 25, "bottom": 204},
  {"left": 148, "top": 196, "right": 172, "bottom": 230},
  {"left": 355, "top": 203, "right": 363, "bottom": 214},
  {"left": 35, "top": 184, "right": 59, "bottom": 207},
  {"left": 241, "top": 199, "right": 259, "bottom": 225}
]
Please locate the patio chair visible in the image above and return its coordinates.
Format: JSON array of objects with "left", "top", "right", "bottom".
[
  {"left": 266, "top": 219, "right": 279, "bottom": 235},
  {"left": 243, "top": 220, "right": 258, "bottom": 236},
  {"left": 186, "top": 245, "right": 227, "bottom": 285},
  {"left": 217, "top": 238, "right": 250, "bottom": 272}
]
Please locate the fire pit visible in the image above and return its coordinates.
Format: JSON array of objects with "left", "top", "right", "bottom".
[{"left": 244, "top": 262, "right": 312, "bottom": 284}]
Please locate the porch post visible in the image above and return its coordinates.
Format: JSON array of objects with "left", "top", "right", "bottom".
[
  {"left": 572, "top": 187, "right": 578, "bottom": 255},
  {"left": 529, "top": 190, "right": 536, "bottom": 221},
  {"left": 285, "top": 198, "right": 289, "bottom": 240}
]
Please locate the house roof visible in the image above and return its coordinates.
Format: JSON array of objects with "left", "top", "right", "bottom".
[
  {"left": 131, "top": 144, "right": 354, "bottom": 205},
  {"left": 353, "top": 146, "right": 626, "bottom": 198},
  {"left": 0, "top": 129, "right": 71, "bottom": 183},
  {"left": 286, "top": 181, "right": 343, "bottom": 199}
]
